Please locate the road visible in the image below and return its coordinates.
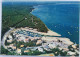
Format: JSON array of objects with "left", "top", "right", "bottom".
[{"left": 1, "top": 28, "right": 15, "bottom": 49}]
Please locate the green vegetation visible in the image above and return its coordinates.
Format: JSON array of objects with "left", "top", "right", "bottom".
[
  {"left": 1, "top": 46, "right": 8, "bottom": 54},
  {"left": 52, "top": 48, "right": 67, "bottom": 56},
  {"left": 21, "top": 48, "right": 68, "bottom": 56},
  {"left": 1, "top": 46, "right": 16, "bottom": 55},
  {"left": 75, "top": 52, "right": 79, "bottom": 56},
  {"left": 7, "top": 52, "right": 16, "bottom": 55},
  {"left": 16, "top": 40, "right": 39, "bottom": 48},
  {"left": 22, "top": 50, "right": 43, "bottom": 55},
  {"left": 2, "top": 2, "right": 48, "bottom": 39},
  {"left": 44, "top": 48, "right": 67, "bottom": 56},
  {"left": 76, "top": 44, "right": 79, "bottom": 48},
  {"left": 5, "top": 40, "right": 11, "bottom": 45},
  {"left": 68, "top": 45, "right": 75, "bottom": 52}
]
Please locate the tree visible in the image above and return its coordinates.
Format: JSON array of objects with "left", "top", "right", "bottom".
[
  {"left": 7, "top": 52, "right": 16, "bottom": 55},
  {"left": 51, "top": 48, "right": 67, "bottom": 56},
  {"left": 27, "top": 50, "right": 42, "bottom": 55},
  {"left": 76, "top": 44, "right": 79, "bottom": 48},
  {"left": 5, "top": 40, "right": 11, "bottom": 45},
  {"left": 75, "top": 52, "right": 79, "bottom": 56},
  {"left": 1, "top": 46, "right": 8, "bottom": 54},
  {"left": 60, "top": 51, "right": 67, "bottom": 56}
]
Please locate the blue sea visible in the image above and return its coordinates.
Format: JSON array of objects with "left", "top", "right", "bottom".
[{"left": 31, "top": 2, "right": 79, "bottom": 44}]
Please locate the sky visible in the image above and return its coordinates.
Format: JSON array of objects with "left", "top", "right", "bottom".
[{"left": 2, "top": 0, "right": 79, "bottom": 2}]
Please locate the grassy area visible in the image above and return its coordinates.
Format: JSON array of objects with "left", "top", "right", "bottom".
[{"left": 2, "top": 2, "right": 48, "bottom": 39}]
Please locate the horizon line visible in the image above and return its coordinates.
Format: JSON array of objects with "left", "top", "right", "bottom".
[{"left": 2, "top": 0, "right": 80, "bottom": 2}]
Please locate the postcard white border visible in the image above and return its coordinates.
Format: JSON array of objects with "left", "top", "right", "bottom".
[
  {"left": 0, "top": 0, "right": 80, "bottom": 57},
  {"left": 0, "top": 0, "right": 2, "bottom": 54}
]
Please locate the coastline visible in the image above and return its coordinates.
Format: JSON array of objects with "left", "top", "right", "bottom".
[
  {"left": 42, "top": 29, "right": 61, "bottom": 36},
  {"left": 31, "top": 6, "right": 61, "bottom": 36},
  {"left": 30, "top": 8, "right": 35, "bottom": 13}
]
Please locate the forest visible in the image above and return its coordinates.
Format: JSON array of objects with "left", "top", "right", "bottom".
[{"left": 2, "top": 2, "right": 48, "bottom": 39}]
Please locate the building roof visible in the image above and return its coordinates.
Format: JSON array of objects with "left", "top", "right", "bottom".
[
  {"left": 68, "top": 51, "right": 76, "bottom": 55},
  {"left": 49, "top": 54, "right": 54, "bottom": 56},
  {"left": 17, "top": 49, "right": 21, "bottom": 53},
  {"left": 25, "top": 38, "right": 29, "bottom": 41},
  {"left": 12, "top": 46, "right": 16, "bottom": 49},
  {"left": 36, "top": 40, "right": 42, "bottom": 45},
  {"left": 24, "top": 50, "right": 30, "bottom": 53},
  {"left": 20, "top": 45, "right": 24, "bottom": 47},
  {"left": 72, "top": 45, "right": 76, "bottom": 49}
]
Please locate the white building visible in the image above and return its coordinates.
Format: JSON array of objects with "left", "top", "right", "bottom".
[
  {"left": 8, "top": 35, "right": 13, "bottom": 39},
  {"left": 67, "top": 51, "right": 76, "bottom": 55},
  {"left": 48, "top": 43, "right": 56, "bottom": 49},
  {"left": 38, "top": 47, "right": 43, "bottom": 52},
  {"left": 17, "top": 49, "right": 21, "bottom": 55}
]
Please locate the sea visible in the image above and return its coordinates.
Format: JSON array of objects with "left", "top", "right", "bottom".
[{"left": 31, "top": 2, "right": 79, "bottom": 44}]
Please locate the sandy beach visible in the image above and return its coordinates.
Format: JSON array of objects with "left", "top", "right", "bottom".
[{"left": 41, "top": 29, "right": 61, "bottom": 36}]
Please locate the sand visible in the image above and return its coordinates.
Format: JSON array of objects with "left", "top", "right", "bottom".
[{"left": 41, "top": 29, "right": 61, "bottom": 36}]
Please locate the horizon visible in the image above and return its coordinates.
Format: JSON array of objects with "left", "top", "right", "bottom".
[{"left": 2, "top": 0, "right": 79, "bottom": 2}]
